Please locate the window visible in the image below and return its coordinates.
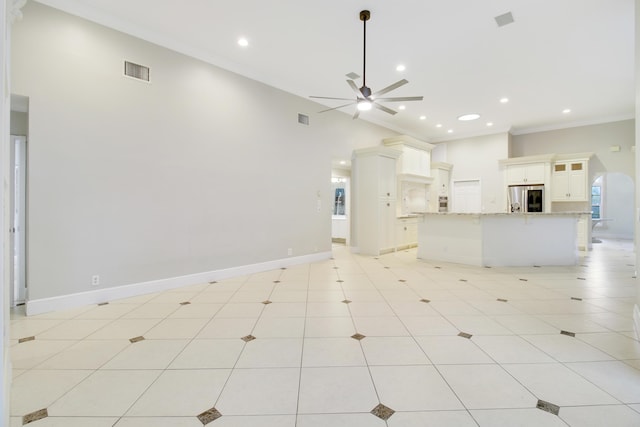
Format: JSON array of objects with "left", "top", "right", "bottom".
[{"left": 591, "top": 185, "right": 601, "bottom": 219}]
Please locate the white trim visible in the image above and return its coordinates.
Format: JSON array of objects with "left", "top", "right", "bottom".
[
  {"left": 633, "top": 304, "right": 640, "bottom": 340},
  {"left": 26, "top": 252, "right": 331, "bottom": 316}
]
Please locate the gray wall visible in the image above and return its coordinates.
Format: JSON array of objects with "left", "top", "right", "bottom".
[
  {"left": 512, "top": 120, "right": 635, "bottom": 239},
  {"left": 11, "top": 2, "right": 399, "bottom": 301},
  {"left": 511, "top": 120, "right": 635, "bottom": 182}
]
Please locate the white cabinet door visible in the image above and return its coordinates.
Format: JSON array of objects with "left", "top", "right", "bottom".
[
  {"left": 551, "top": 161, "right": 587, "bottom": 201},
  {"left": 506, "top": 163, "right": 545, "bottom": 185},
  {"left": 379, "top": 199, "right": 396, "bottom": 252},
  {"left": 379, "top": 155, "right": 396, "bottom": 198}
]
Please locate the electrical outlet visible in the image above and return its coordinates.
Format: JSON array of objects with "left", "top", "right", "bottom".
[
  {"left": 287, "top": 248, "right": 293, "bottom": 256},
  {"left": 91, "top": 275, "right": 100, "bottom": 286}
]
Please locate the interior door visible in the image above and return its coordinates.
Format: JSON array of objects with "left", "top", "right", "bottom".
[
  {"left": 10, "top": 135, "right": 27, "bottom": 306},
  {"left": 453, "top": 179, "right": 481, "bottom": 213}
]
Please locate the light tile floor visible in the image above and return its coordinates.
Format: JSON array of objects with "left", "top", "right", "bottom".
[{"left": 9, "top": 239, "right": 640, "bottom": 426}]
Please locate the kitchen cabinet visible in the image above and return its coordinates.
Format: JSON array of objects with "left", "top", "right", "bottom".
[
  {"left": 506, "top": 162, "right": 545, "bottom": 185},
  {"left": 396, "top": 217, "right": 419, "bottom": 250},
  {"left": 429, "top": 162, "right": 452, "bottom": 212},
  {"left": 383, "top": 135, "right": 434, "bottom": 180},
  {"left": 351, "top": 147, "right": 400, "bottom": 255},
  {"left": 551, "top": 159, "right": 589, "bottom": 202}
]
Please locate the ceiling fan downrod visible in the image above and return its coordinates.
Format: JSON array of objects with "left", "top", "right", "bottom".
[{"left": 359, "top": 10, "right": 371, "bottom": 98}]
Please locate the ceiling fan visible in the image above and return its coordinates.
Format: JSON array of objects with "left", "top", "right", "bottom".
[{"left": 310, "top": 10, "right": 423, "bottom": 119}]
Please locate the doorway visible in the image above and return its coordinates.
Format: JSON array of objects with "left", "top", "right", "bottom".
[
  {"left": 10, "top": 136, "right": 27, "bottom": 306},
  {"left": 331, "top": 171, "right": 350, "bottom": 245}
]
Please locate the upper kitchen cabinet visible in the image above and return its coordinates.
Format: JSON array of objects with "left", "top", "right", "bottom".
[
  {"left": 500, "top": 154, "right": 554, "bottom": 186},
  {"left": 506, "top": 162, "right": 546, "bottom": 185},
  {"left": 551, "top": 153, "right": 593, "bottom": 202},
  {"left": 383, "top": 135, "right": 434, "bottom": 182}
]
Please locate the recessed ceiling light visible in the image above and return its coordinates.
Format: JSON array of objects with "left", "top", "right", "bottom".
[
  {"left": 436, "top": 124, "right": 443, "bottom": 128},
  {"left": 562, "top": 108, "right": 571, "bottom": 114},
  {"left": 458, "top": 113, "right": 480, "bottom": 121},
  {"left": 237, "top": 37, "right": 249, "bottom": 47},
  {"left": 339, "top": 160, "right": 347, "bottom": 165},
  {"left": 398, "top": 105, "right": 406, "bottom": 110},
  {"left": 487, "top": 122, "right": 494, "bottom": 127},
  {"left": 447, "top": 129, "right": 454, "bottom": 133},
  {"left": 500, "top": 97, "right": 509, "bottom": 104},
  {"left": 396, "top": 64, "right": 406, "bottom": 72},
  {"left": 419, "top": 115, "right": 427, "bottom": 120}
]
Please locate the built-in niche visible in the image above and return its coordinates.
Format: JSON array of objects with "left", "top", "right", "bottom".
[{"left": 400, "top": 181, "right": 428, "bottom": 215}]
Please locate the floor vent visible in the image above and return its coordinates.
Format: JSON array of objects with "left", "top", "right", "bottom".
[
  {"left": 124, "top": 61, "right": 150, "bottom": 82},
  {"left": 298, "top": 113, "right": 310, "bottom": 126}
]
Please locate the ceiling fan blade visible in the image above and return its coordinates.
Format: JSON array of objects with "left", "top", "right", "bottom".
[
  {"left": 317, "top": 102, "right": 356, "bottom": 113},
  {"left": 310, "top": 95, "right": 356, "bottom": 101},
  {"left": 347, "top": 79, "right": 361, "bottom": 95},
  {"left": 375, "top": 96, "right": 424, "bottom": 102},
  {"left": 373, "top": 79, "right": 409, "bottom": 97},
  {"left": 353, "top": 110, "right": 360, "bottom": 120},
  {"left": 373, "top": 102, "right": 398, "bottom": 115}
]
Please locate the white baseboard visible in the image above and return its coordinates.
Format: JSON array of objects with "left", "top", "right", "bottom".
[
  {"left": 26, "top": 252, "right": 332, "bottom": 316},
  {"left": 634, "top": 304, "right": 640, "bottom": 341}
]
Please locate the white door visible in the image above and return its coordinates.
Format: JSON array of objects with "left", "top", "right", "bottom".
[
  {"left": 453, "top": 180, "right": 481, "bottom": 213},
  {"left": 10, "top": 135, "right": 27, "bottom": 306}
]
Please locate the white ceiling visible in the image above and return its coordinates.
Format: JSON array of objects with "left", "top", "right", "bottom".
[{"left": 33, "top": 0, "right": 635, "bottom": 142}]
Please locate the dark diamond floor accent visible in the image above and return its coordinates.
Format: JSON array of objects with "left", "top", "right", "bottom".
[
  {"left": 519, "top": 278, "right": 528, "bottom": 282},
  {"left": 98, "top": 302, "right": 109, "bottom": 306},
  {"left": 197, "top": 406, "right": 222, "bottom": 425},
  {"left": 577, "top": 277, "right": 586, "bottom": 281},
  {"left": 420, "top": 299, "right": 431, "bottom": 303},
  {"left": 571, "top": 297, "right": 583, "bottom": 301},
  {"left": 180, "top": 301, "right": 191, "bottom": 305},
  {"left": 534, "top": 265, "right": 542, "bottom": 268},
  {"left": 398, "top": 279, "right": 406, "bottom": 283},
  {"left": 23, "top": 408, "right": 48, "bottom": 424},
  {"left": 337, "top": 280, "right": 344, "bottom": 283},
  {"left": 262, "top": 300, "right": 272, "bottom": 305},
  {"left": 560, "top": 330, "right": 576, "bottom": 338},
  {"left": 459, "top": 279, "right": 467, "bottom": 282},
  {"left": 209, "top": 281, "right": 217, "bottom": 284},
  {"left": 273, "top": 280, "right": 281, "bottom": 284},
  {"left": 18, "top": 336, "right": 35, "bottom": 344},
  {"left": 537, "top": 399, "right": 560, "bottom": 415},
  {"left": 497, "top": 298, "right": 508, "bottom": 303},
  {"left": 129, "top": 336, "right": 145, "bottom": 343},
  {"left": 434, "top": 266, "right": 441, "bottom": 269},
  {"left": 351, "top": 333, "right": 366, "bottom": 341},
  {"left": 458, "top": 332, "right": 473, "bottom": 339},
  {"left": 371, "top": 403, "right": 395, "bottom": 420},
  {"left": 241, "top": 335, "right": 256, "bottom": 342},
  {"left": 342, "top": 300, "right": 352, "bottom": 304}
]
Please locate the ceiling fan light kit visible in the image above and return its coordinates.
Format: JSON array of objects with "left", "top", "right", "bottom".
[{"left": 310, "top": 10, "right": 423, "bottom": 119}]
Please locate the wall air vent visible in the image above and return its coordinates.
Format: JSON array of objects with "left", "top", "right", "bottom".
[
  {"left": 124, "top": 61, "right": 150, "bottom": 82},
  {"left": 298, "top": 113, "right": 310, "bottom": 126}
]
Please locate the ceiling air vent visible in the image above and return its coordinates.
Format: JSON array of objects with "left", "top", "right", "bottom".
[
  {"left": 298, "top": 113, "right": 310, "bottom": 126},
  {"left": 124, "top": 61, "right": 150, "bottom": 82},
  {"left": 494, "top": 12, "right": 515, "bottom": 27}
]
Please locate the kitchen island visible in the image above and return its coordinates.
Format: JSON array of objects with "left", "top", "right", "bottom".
[{"left": 416, "top": 212, "right": 587, "bottom": 267}]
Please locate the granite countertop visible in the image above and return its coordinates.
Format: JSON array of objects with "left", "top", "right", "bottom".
[{"left": 411, "top": 211, "right": 591, "bottom": 216}]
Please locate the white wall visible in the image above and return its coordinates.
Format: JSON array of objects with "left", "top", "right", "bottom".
[
  {"left": 635, "top": 0, "right": 640, "bottom": 336},
  {"left": 440, "top": 132, "right": 510, "bottom": 212},
  {"left": 11, "top": 2, "right": 399, "bottom": 305}
]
